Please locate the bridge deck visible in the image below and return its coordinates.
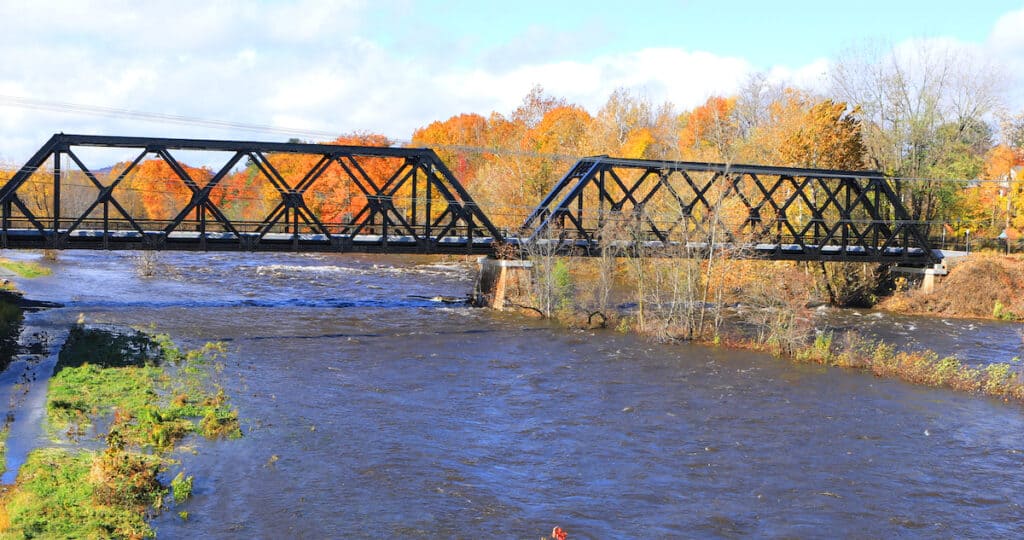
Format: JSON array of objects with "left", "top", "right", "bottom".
[{"left": 0, "top": 227, "right": 938, "bottom": 262}]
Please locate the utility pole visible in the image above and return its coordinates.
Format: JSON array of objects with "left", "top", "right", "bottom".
[{"left": 1006, "top": 171, "right": 1012, "bottom": 236}]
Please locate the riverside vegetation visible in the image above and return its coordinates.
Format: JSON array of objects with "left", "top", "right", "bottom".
[
  {"left": 0, "top": 324, "right": 241, "bottom": 538},
  {"left": 508, "top": 214, "right": 1024, "bottom": 405}
]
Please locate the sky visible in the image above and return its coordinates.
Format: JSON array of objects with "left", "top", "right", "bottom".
[{"left": 0, "top": 0, "right": 1022, "bottom": 165}]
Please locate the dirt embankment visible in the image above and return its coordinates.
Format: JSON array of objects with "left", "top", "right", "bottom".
[{"left": 881, "top": 255, "right": 1024, "bottom": 320}]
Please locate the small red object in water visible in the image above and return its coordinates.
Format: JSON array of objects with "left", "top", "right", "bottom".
[{"left": 552, "top": 526, "right": 567, "bottom": 540}]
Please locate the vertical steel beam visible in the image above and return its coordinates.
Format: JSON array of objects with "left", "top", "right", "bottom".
[
  {"left": 53, "top": 152, "right": 61, "bottom": 234},
  {"left": 103, "top": 200, "right": 109, "bottom": 249}
]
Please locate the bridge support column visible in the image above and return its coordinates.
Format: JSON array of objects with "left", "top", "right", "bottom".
[
  {"left": 892, "top": 262, "right": 948, "bottom": 293},
  {"left": 475, "top": 257, "right": 533, "bottom": 311}
]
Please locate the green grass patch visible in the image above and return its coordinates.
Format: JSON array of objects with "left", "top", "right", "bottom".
[
  {"left": 171, "top": 472, "right": 193, "bottom": 504},
  {"left": 767, "top": 330, "right": 1024, "bottom": 402},
  {"left": 48, "top": 362, "right": 163, "bottom": 436},
  {"left": 0, "top": 423, "right": 8, "bottom": 478},
  {"left": 0, "top": 259, "right": 51, "bottom": 279},
  {"left": 0, "top": 447, "right": 161, "bottom": 539},
  {"left": 48, "top": 326, "right": 240, "bottom": 448}
]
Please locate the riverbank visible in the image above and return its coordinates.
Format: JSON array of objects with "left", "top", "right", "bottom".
[
  {"left": 880, "top": 254, "right": 1024, "bottom": 321},
  {"left": 0, "top": 256, "right": 62, "bottom": 313}
]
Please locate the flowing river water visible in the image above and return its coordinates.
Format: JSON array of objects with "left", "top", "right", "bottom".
[{"left": 2, "top": 250, "right": 1024, "bottom": 537}]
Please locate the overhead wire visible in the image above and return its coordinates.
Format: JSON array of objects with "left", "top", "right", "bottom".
[
  {"left": 2, "top": 157, "right": 1016, "bottom": 191},
  {"left": 0, "top": 165, "right": 1017, "bottom": 216},
  {"left": 0, "top": 95, "right": 341, "bottom": 140},
  {"left": 0, "top": 94, "right": 583, "bottom": 163},
  {"left": 4, "top": 94, "right": 1013, "bottom": 186}
]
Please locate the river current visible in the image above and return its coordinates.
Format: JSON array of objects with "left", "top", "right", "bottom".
[{"left": 3, "top": 250, "right": 1024, "bottom": 538}]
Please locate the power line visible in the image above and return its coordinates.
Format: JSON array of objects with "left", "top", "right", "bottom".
[
  {"left": 1, "top": 174, "right": 1012, "bottom": 228},
  {"left": 0, "top": 95, "right": 1018, "bottom": 185},
  {"left": 0, "top": 95, "right": 342, "bottom": 140},
  {"left": 0, "top": 95, "right": 581, "bottom": 162},
  {"left": 3, "top": 157, "right": 1019, "bottom": 187}
]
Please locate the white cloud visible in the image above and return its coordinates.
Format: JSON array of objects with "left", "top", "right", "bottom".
[
  {"left": 988, "top": 6, "right": 1024, "bottom": 110},
  {"left": 6, "top": 1, "right": 1018, "bottom": 166},
  {"left": 418, "top": 48, "right": 754, "bottom": 127},
  {"left": 989, "top": 6, "right": 1024, "bottom": 53}
]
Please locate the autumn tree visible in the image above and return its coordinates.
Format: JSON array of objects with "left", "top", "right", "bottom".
[
  {"left": 411, "top": 113, "right": 489, "bottom": 183},
  {"left": 999, "top": 110, "right": 1024, "bottom": 150},
  {"left": 962, "top": 144, "right": 1024, "bottom": 236},
  {"left": 117, "top": 159, "right": 212, "bottom": 221},
  {"left": 587, "top": 88, "right": 676, "bottom": 159},
  {"left": 677, "top": 96, "right": 738, "bottom": 162},
  {"left": 322, "top": 133, "right": 395, "bottom": 225},
  {"left": 776, "top": 99, "right": 866, "bottom": 170},
  {"left": 5, "top": 167, "right": 52, "bottom": 217},
  {"left": 468, "top": 87, "right": 590, "bottom": 227},
  {"left": 732, "top": 73, "right": 786, "bottom": 141},
  {"left": 214, "top": 133, "right": 394, "bottom": 228}
]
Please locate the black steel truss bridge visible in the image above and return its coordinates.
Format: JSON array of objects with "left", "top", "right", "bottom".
[{"left": 0, "top": 133, "right": 939, "bottom": 264}]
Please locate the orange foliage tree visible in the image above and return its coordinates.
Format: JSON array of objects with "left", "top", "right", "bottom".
[
  {"left": 677, "top": 96, "right": 737, "bottom": 161},
  {"left": 217, "top": 133, "right": 394, "bottom": 226},
  {"left": 776, "top": 99, "right": 866, "bottom": 170},
  {"left": 412, "top": 113, "right": 488, "bottom": 183},
  {"left": 117, "top": 159, "right": 212, "bottom": 221}
]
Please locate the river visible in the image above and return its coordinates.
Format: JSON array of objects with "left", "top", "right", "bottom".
[{"left": 3, "top": 250, "right": 1024, "bottom": 537}]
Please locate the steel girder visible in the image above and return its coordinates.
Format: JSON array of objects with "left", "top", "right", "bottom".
[
  {"left": 0, "top": 133, "right": 503, "bottom": 253},
  {"left": 519, "top": 156, "right": 938, "bottom": 264}
]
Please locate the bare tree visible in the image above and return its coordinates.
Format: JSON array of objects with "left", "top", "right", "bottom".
[
  {"left": 830, "top": 40, "right": 1005, "bottom": 221},
  {"left": 998, "top": 109, "right": 1024, "bottom": 148},
  {"left": 520, "top": 226, "right": 574, "bottom": 319}
]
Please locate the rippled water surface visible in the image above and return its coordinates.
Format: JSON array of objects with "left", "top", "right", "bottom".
[{"left": 4, "top": 251, "right": 1024, "bottom": 537}]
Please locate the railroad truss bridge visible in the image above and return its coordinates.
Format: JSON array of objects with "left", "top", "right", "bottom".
[{"left": 0, "top": 134, "right": 939, "bottom": 264}]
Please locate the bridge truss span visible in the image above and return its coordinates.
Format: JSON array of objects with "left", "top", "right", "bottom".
[
  {"left": 0, "top": 134, "right": 502, "bottom": 254},
  {"left": 518, "top": 156, "right": 938, "bottom": 264}
]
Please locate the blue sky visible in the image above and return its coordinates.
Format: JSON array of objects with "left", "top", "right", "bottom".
[
  {"left": 0, "top": 0, "right": 1022, "bottom": 164},
  {"left": 368, "top": 0, "right": 1022, "bottom": 68}
]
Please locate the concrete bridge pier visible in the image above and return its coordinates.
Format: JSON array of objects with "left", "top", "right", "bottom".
[
  {"left": 892, "top": 262, "right": 948, "bottom": 293},
  {"left": 475, "top": 257, "right": 533, "bottom": 311},
  {"left": 892, "top": 251, "right": 968, "bottom": 293}
]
